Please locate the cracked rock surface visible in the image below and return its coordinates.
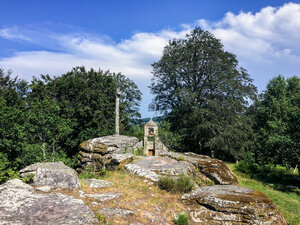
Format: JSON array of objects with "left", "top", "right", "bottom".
[
  {"left": 161, "top": 152, "right": 238, "bottom": 185},
  {"left": 19, "top": 161, "right": 81, "bottom": 189},
  {"left": 182, "top": 185, "right": 288, "bottom": 225},
  {"left": 125, "top": 156, "right": 203, "bottom": 182},
  {"left": 0, "top": 179, "right": 98, "bottom": 225},
  {"left": 80, "top": 178, "right": 113, "bottom": 188}
]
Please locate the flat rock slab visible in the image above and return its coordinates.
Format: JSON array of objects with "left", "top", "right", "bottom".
[
  {"left": 125, "top": 157, "right": 196, "bottom": 182},
  {"left": 19, "top": 161, "right": 81, "bottom": 189},
  {"left": 98, "top": 207, "right": 134, "bottom": 218},
  {"left": 84, "top": 192, "right": 120, "bottom": 202},
  {"left": 80, "top": 135, "right": 139, "bottom": 154},
  {"left": 81, "top": 178, "right": 113, "bottom": 188},
  {"left": 182, "top": 185, "right": 288, "bottom": 225},
  {"left": 0, "top": 179, "right": 98, "bottom": 225},
  {"left": 162, "top": 152, "right": 238, "bottom": 185}
]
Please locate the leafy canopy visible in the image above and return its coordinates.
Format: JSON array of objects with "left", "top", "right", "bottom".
[{"left": 150, "top": 28, "right": 257, "bottom": 161}]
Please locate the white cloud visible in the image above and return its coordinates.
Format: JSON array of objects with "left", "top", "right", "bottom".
[{"left": 0, "top": 28, "right": 189, "bottom": 81}]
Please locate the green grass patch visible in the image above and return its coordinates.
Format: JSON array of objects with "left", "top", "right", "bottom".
[
  {"left": 173, "top": 212, "right": 189, "bottom": 225},
  {"left": 228, "top": 163, "right": 300, "bottom": 225},
  {"left": 158, "top": 174, "right": 194, "bottom": 193}
]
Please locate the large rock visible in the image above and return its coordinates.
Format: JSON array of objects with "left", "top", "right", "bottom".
[
  {"left": 161, "top": 152, "right": 238, "bottom": 185},
  {"left": 19, "top": 161, "right": 80, "bottom": 189},
  {"left": 0, "top": 179, "right": 98, "bottom": 225},
  {"left": 125, "top": 156, "right": 208, "bottom": 184},
  {"left": 182, "top": 185, "right": 288, "bottom": 225},
  {"left": 78, "top": 135, "right": 139, "bottom": 172}
]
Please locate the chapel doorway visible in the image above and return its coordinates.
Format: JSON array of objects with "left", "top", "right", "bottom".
[{"left": 148, "top": 149, "right": 155, "bottom": 156}]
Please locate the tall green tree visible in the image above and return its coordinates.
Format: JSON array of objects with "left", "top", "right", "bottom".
[
  {"left": 254, "top": 75, "right": 300, "bottom": 170},
  {"left": 0, "top": 69, "right": 28, "bottom": 183},
  {"left": 29, "top": 67, "right": 142, "bottom": 157},
  {"left": 150, "top": 28, "right": 257, "bottom": 161}
]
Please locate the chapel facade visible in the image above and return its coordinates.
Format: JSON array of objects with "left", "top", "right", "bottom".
[{"left": 143, "top": 117, "right": 168, "bottom": 156}]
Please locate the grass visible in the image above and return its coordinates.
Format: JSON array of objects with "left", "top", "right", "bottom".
[
  {"left": 227, "top": 163, "right": 300, "bottom": 225},
  {"left": 58, "top": 170, "right": 188, "bottom": 225}
]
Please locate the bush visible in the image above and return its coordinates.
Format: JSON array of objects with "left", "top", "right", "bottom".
[
  {"left": 174, "top": 174, "right": 194, "bottom": 193},
  {"left": 173, "top": 212, "right": 189, "bottom": 225},
  {"left": 158, "top": 174, "right": 194, "bottom": 193},
  {"left": 158, "top": 176, "right": 175, "bottom": 192}
]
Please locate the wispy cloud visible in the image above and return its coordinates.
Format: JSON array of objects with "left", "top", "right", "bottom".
[{"left": 0, "top": 27, "right": 32, "bottom": 41}]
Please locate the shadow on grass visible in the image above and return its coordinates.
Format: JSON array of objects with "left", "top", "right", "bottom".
[{"left": 234, "top": 161, "right": 300, "bottom": 194}]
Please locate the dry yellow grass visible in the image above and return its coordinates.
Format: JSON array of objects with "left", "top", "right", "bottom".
[{"left": 58, "top": 170, "right": 188, "bottom": 224}]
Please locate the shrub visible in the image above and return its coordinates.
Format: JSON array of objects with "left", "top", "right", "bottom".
[
  {"left": 96, "top": 214, "right": 107, "bottom": 223},
  {"left": 173, "top": 212, "right": 189, "bottom": 225},
  {"left": 158, "top": 176, "right": 175, "bottom": 192},
  {"left": 158, "top": 174, "right": 194, "bottom": 193},
  {"left": 174, "top": 174, "right": 194, "bottom": 193}
]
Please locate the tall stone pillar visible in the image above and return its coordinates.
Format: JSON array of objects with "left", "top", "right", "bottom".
[{"left": 115, "top": 88, "right": 121, "bottom": 135}]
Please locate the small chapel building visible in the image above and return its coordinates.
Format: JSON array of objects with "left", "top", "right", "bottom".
[{"left": 143, "top": 117, "right": 168, "bottom": 156}]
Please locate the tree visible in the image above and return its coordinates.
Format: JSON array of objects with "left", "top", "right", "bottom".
[
  {"left": 150, "top": 28, "right": 257, "bottom": 161},
  {"left": 29, "top": 67, "right": 142, "bottom": 158},
  {"left": 254, "top": 75, "right": 300, "bottom": 170}
]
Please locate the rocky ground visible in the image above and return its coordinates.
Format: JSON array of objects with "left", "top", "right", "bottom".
[{"left": 0, "top": 135, "right": 289, "bottom": 224}]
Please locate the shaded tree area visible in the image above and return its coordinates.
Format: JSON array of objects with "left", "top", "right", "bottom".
[
  {"left": 150, "top": 28, "right": 257, "bottom": 162},
  {"left": 0, "top": 67, "right": 141, "bottom": 183}
]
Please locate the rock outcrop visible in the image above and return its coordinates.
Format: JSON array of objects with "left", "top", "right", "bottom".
[
  {"left": 125, "top": 156, "right": 209, "bottom": 184},
  {"left": 19, "top": 161, "right": 81, "bottom": 189},
  {"left": 78, "top": 135, "right": 139, "bottom": 172},
  {"left": 0, "top": 179, "right": 98, "bottom": 225},
  {"left": 182, "top": 185, "right": 288, "bottom": 225},
  {"left": 161, "top": 152, "right": 238, "bottom": 185}
]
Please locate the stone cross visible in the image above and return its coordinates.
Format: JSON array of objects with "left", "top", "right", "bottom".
[{"left": 115, "top": 88, "right": 121, "bottom": 135}]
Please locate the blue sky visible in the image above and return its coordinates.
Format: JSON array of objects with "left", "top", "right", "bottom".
[{"left": 1, "top": 1, "right": 300, "bottom": 117}]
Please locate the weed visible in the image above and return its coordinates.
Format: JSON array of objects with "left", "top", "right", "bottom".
[
  {"left": 79, "top": 168, "right": 107, "bottom": 179},
  {"left": 21, "top": 173, "right": 34, "bottom": 184},
  {"left": 96, "top": 214, "right": 107, "bottom": 223},
  {"left": 177, "top": 156, "right": 185, "bottom": 161},
  {"left": 132, "top": 147, "right": 146, "bottom": 156},
  {"left": 173, "top": 212, "right": 189, "bottom": 225}
]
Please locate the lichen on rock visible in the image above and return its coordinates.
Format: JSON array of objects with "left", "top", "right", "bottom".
[{"left": 182, "top": 185, "right": 288, "bottom": 225}]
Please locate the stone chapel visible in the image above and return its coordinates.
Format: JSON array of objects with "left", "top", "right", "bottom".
[{"left": 143, "top": 117, "right": 168, "bottom": 156}]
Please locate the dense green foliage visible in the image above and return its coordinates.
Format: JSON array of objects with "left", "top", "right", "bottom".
[
  {"left": 150, "top": 28, "right": 257, "bottom": 161},
  {"left": 0, "top": 67, "right": 141, "bottom": 183},
  {"left": 251, "top": 75, "right": 300, "bottom": 170}
]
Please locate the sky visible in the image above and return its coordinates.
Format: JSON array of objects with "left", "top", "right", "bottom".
[{"left": 0, "top": 0, "right": 300, "bottom": 117}]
